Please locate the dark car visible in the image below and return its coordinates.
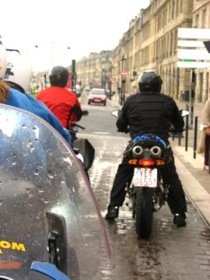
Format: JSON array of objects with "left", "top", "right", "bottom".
[{"left": 87, "top": 88, "right": 107, "bottom": 106}]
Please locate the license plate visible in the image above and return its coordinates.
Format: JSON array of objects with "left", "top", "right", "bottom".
[{"left": 133, "top": 168, "right": 157, "bottom": 187}]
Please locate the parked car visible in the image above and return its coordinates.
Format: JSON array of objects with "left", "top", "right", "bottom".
[{"left": 87, "top": 88, "right": 107, "bottom": 106}]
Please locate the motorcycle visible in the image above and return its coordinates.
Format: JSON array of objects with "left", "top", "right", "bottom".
[
  {"left": 124, "top": 134, "right": 170, "bottom": 238},
  {"left": 0, "top": 104, "right": 111, "bottom": 280},
  {"left": 111, "top": 110, "right": 181, "bottom": 238},
  {"left": 68, "top": 110, "right": 95, "bottom": 173}
]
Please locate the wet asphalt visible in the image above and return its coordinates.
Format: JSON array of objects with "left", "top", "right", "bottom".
[{"left": 77, "top": 102, "right": 210, "bottom": 280}]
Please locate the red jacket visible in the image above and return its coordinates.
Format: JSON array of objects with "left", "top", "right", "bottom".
[{"left": 37, "top": 86, "right": 82, "bottom": 128}]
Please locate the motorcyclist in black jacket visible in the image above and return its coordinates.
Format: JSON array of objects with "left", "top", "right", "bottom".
[{"left": 105, "top": 71, "right": 187, "bottom": 227}]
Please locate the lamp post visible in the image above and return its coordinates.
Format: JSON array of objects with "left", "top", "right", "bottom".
[
  {"left": 108, "top": 65, "right": 114, "bottom": 99},
  {"left": 120, "top": 55, "right": 126, "bottom": 105},
  {"left": 71, "top": 59, "right": 77, "bottom": 92}
]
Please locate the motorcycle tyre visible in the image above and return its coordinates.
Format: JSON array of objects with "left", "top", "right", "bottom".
[{"left": 135, "top": 187, "right": 154, "bottom": 238}]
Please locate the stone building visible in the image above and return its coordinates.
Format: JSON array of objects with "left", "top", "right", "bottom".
[
  {"left": 113, "top": 0, "right": 195, "bottom": 103},
  {"left": 77, "top": 0, "right": 210, "bottom": 105},
  {"left": 76, "top": 51, "right": 112, "bottom": 90}
]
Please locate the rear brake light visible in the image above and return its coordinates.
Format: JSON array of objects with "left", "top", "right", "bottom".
[
  {"left": 128, "top": 159, "right": 156, "bottom": 166},
  {"left": 128, "top": 159, "right": 165, "bottom": 166},
  {"left": 139, "top": 159, "right": 155, "bottom": 166}
]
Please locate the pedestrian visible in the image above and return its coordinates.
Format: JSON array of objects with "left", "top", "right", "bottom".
[
  {"left": 130, "top": 80, "right": 139, "bottom": 95},
  {"left": 36, "top": 66, "right": 83, "bottom": 131},
  {"left": 197, "top": 97, "right": 210, "bottom": 169},
  {"left": 105, "top": 71, "right": 187, "bottom": 227}
]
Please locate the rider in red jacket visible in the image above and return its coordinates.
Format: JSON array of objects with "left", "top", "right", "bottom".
[{"left": 37, "top": 66, "right": 82, "bottom": 129}]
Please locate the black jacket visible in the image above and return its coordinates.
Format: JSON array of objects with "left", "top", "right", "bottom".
[{"left": 117, "top": 91, "right": 184, "bottom": 141}]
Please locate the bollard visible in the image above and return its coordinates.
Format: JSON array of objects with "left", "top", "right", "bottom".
[
  {"left": 185, "top": 115, "right": 189, "bottom": 151},
  {"left": 193, "top": 116, "right": 198, "bottom": 159},
  {"left": 178, "top": 132, "right": 182, "bottom": 146}
]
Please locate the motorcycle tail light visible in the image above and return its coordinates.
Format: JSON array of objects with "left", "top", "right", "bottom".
[
  {"left": 156, "top": 159, "right": 165, "bottom": 166},
  {"left": 138, "top": 159, "right": 155, "bottom": 167},
  {"left": 128, "top": 158, "right": 165, "bottom": 167},
  {"left": 128, "top": 159, "right": 156, "bottom": 166},
  {"left": 128, "top": 159, "right": 138, "bottom": 165}
]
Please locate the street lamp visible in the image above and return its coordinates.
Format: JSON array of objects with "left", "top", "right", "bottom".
[
  {"left": 120, "top": 55, "right": 126, "bottom": 105},
  {"left": 108, "top": 65, "right": 114, "bottom": 99}
]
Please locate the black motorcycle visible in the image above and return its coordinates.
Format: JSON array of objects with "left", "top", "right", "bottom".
[
  {"left": 111, "top": 109, "right": 187, "bottom": 238},
  {"left": 124, "top": 134, "right": 170, "bottom": 238}
]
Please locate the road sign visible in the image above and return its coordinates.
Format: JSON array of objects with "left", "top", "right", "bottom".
[
  {"left": 204, "top": 41, "right": 210, "bottom": 53},
  {"left": 178, "top": 28, "right": 210, "bottom": 39},
  {"left": 177, "top": 28, "right": 210, "bottom": 69},
  {"left": 110, "top": 76, "right": 116, "bottom": 82},
  {"left": 177, "top": 61, "right": 210, "bottom": 68}
]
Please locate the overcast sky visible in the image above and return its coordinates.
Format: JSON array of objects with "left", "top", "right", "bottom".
[{"left": 1, "top": 0, "right": 150, "bottom": 71}]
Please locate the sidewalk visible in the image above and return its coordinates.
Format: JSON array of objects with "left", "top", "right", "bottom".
[
  {"left": 173, "top": 143, "right": 210, "bottom": 227},
  {"left": 171, "top": 101, "right": 210, "bottom": 222}
]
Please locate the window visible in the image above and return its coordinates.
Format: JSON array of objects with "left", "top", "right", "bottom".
[{"left": 202, "top": 9, "right": 206, "bottom": 28}]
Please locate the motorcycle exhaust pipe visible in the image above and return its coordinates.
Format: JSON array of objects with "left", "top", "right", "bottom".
[
  {"left": 150, "top": 146, "right": 162, "bottom": 157},
  {"left": 132, "top": 145, "right": 143, "bottom": 157}
]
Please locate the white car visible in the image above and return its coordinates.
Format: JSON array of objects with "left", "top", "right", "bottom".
[{"left": 87, "top": 88, "right": 107, "bottom": 106}]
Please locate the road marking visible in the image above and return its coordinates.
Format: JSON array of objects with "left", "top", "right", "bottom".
[{"left": 93, "top": 131, "right": 111, "bottom": 135}]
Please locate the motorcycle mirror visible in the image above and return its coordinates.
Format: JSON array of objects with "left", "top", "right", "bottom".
[
  {"left": 111, "top": 110, "right": 120, "bottom": 118},
  {"left": 180, "top": 109, "right": 189, "bottom": 117}
]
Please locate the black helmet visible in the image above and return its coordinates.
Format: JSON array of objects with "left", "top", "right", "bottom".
[
  {"left": 138, "top": 71, "right": 162, "bottom": 92},
  {"left": 49, "top": 66, "right": 69, "bottom": 87}
]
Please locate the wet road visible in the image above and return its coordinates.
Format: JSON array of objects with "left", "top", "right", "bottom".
[{"left": 78, "top": 104, "right": 210, "bottom": 280}]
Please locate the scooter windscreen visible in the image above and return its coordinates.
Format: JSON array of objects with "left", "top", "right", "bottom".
[{"left": 0, "top": 104, "right": 111, "bottom": 280}]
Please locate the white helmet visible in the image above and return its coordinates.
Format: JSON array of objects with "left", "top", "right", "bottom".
[
  {"left": 0, "top": 35, "right": 8, "bottom": 79},
  {"left": 4, "top": 48, "right": 32, "bottom": 93}
]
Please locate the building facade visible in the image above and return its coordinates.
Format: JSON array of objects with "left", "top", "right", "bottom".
[
  {"left": 76, "top": 0, "right": 210, "bottom": 104},
  {"left": 192, "top": 0, "right": 210, "bottom": 102},
  {"left": 76, "top": 51, "right": 112, "bottom": 90}
]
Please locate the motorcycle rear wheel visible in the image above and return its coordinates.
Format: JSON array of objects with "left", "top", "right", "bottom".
[{"left": 135, "top": 187, "right": 154, "bottom": 238}]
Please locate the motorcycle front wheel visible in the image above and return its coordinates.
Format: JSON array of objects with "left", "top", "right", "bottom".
[{"left": 135, "top": 187, "right": 154, "bottom": 238}]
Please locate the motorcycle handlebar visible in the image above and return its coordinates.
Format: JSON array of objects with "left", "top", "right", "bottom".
[{"left": 82, "top": 110, "right": 89, "bottom": 116}]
